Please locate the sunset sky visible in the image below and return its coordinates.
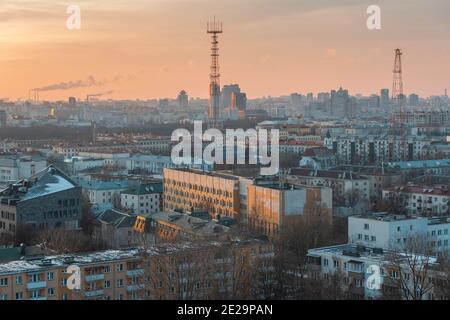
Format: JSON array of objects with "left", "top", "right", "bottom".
[{"left": 0, "top": 0, "right": 449, "bottom": 101}]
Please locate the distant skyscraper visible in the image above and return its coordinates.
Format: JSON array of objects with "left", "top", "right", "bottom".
[
  {"left": 68, "top": 97, "right": 77, "bottom": 107},
  {"left": 317, "top": 92, "right": 330, "bottom": 103},
  {"left": 290, "top": 93, "right": 302, "bottom": 107},
  {"left": 177, "top": 90, "right": 189, "bottom": 108},
  {"left": 306, "top": 92, "right": 314, "bottom": 104},
  {"left": 369, "top": 94, "right": 380, "bottom": 109},
  {"left": 231, "top": 92, "right": 246, "bottom": 110},
  {"left": 380, "top": 89, "right": 389, "bottom": 110},
  {"left": 409, "top": 93, "right": 419, "bottom": 107},
  {"left": 221, "top": 84, "right": 241, "bottom": 109},
  {"left": 330, "top": 88, "right": 352, "bottom": 117}
]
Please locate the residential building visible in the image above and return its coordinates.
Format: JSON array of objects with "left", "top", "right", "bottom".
[
  {"left": 286, "top": 168, "right": 371, "bottom": 206},
  {"left": 299, "top": 147, "right": 337, "bottom": 170},
  {"left": 382, "top": 185, "right": 450, "bottom": 216},
  {"left": 348, "top": 212, "right": 450, "bottom": 254},
  {"left": 307, "top": 243, "right": 447, "bottom": 300},
  {"left": 247, "top": 183, "right": 332, "bottom": 238},
  {"left": 120, "top": 182, "right": 163, "bottom": 215},
  {"left": 163, "top": 168, "right": 241, "bottom": 220},
  {"left": 0, "top": 239, "right": 274, "bottom": 300},
  {"left": 0, "top": 154, "right": 47, "bottom": 187},
  {"left": 0, "top": 166, "right": 82, "bottom": 239}
]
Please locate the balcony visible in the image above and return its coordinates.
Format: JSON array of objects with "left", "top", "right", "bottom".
[
  {"left": 127, "top": 284, "right": 145, "bottom": 292},
  {"left": 27, "top": 281, "right": 47, "bottom": 290},
  {"left": 29, "top": 296, "right": 47, "bottom": 301},
  {"left": 126, "top": 269, "right": 144, "bottom": 277},
  {"left": 85, "top": 274, "right": 105, "bottom": 282},
  {"left": 85, "top": 290, "right": 104, "bottom": 297}
]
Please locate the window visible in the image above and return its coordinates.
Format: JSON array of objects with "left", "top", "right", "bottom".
[
  {"left": 104, "top": 265, "right": 111, "bottom": 273},
  {"left": 15, "top": 275, "right": 22, "bottom": 285},
  {"left": 117, "top": 279, "right": 124, "bottom": 287},
  {"left": 104, "top": 281, "right": 111, "bottom": 288},
  {"left": 364, "top": 224, "right": 369, "bottom": 230},
  {"left": 116, "top": 264, "right": 124, "bottom": 272},
  {"left": 371, "top": 236, "right": 376, "bottom": 242},
  {"left": 15, "top": 292, "right": 23, "bottom": 300},
  {"left": 47, "top": 272, "right": 54, "bottom": 281},
  {"left": 0, "top": 278, "right": 8, "bottom": 286},
  {"left": 48, "top": 288, "right": 55, "bottom": 296}
]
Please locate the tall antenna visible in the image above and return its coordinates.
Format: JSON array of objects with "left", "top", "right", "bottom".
[
  {"left": 392, "top": 48, "right": 404, "bottom": 111},
  {"left": 207, "top": 17, "right": 223, "bottom": 122}
]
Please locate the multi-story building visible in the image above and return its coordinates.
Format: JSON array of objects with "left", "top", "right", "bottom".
[
  {"left": 177, "top": 90, "right": 189, "bottom": 108},
  {"left": 0, "top": 154, "right": 47, "bottom": 187},
  {"left": 0, "top": 239, "right": 274, "bottom": 300},
  {"left": 299, "top": 147, "right": 337, "bottom": 170},
  {"left": 80, "top": 179, "right": 137, "bottom": 211},
  {"left": 120, "top": 182, "right": 163, "bottom": 215},
  {"left": 394, "top": 110, "right": 450, "bottom": 126},
  {"left": 307, "top": 243, "right": 447, "bottom": 300},
  {"left": 163, "top": 168, "right": 241, "bottom": 220},
  {"left": 325, "top": 134, "right": 433, "bottom": 165},
  {"left": 382, "top": 185, "right": 450, "bottom": 216},
  {"left": 380, "top": 89, "right": 390, "bottom": 110},
  {"left": 348, "top": 213, "right": 450, "bottom": 254},
  {"left": 286, "top": 168, "right": 371, "bottom": 206},
  {"left": 143, "top": 211, "right": 232, "bottom": 241},
  {"left": 247, "top": 183, "right": 332, "bottom": 238},
  {"left": 386, "top": 159, "right": 450, "bottom": 178},
  {"left": 0, "top": 166, "right": 82, "bottom": 239}
]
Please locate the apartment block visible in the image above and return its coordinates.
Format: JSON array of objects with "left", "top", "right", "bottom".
[
  {"left": 0, "top": 166, "right": 82, "bottom": 239},
  {"left": 0, "top": 240, "right": 274, "bottom": 300},
  {"left": 247, "top": 183, "right": 332, "bottom": 238},
  {"left": 163, "top": 168, "right": 241, "bottom": 220},
  {"left": 382, "top": 185, "right": 450, "bottom": 216},
  {"left": 348, "top": 213, "right": 450, "bottom": 254}
]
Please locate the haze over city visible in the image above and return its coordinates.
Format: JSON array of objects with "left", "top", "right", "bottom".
[{"left": 1, "top": 0, "right": 449, "bottom": 101}]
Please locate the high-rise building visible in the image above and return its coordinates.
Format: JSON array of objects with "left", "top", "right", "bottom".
[
  {"left": 231, "top": 91, "right": 246, "bottom": 110},
  {"left": 380, "top": 89, "right": 390, "bottom": 110},
  {"left": 409, "top": 93, "right": 419, "bottom": 107},
  {"left": 330, "top": 88, "right": 352, "bottom": 117},
  {"left": 306, "top": 92, "right": 314, "bottom": 104},
  {"left": 317, "top": 92, "right": 330, "bottom": 103},
  {"left": 221, "top": 84, "right": 241, "bottom": 109},
  {"left": 177, "top": 90, "right": 189, "bottom": 108},
  {"left": 369, "top": 94, "right": 380, "bottom": 109},
  {"left": 68, "top": 97, "right": 77, "bottom": 107}
]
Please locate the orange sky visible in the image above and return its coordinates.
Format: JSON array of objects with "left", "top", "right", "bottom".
[{"left": 0, "top": 0, "right": 449, "bottom": 101}]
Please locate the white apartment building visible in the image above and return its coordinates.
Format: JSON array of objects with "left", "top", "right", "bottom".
[
  {"left": 325, "top": 134, "right": 433, "bottom": 165},
  {"left": 307, "top": 243, "right": 445, "bottom": 300},
  {"left": 348, "top": 213, "right": 450, "bottom": 254},
  {"left": 0, "top": 155, "right": 47, "bottom": 186},
  {"left": 120, "top": 183, "right": 163, "bottom": 215}
]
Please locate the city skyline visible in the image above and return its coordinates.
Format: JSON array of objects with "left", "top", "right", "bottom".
[{"left": 0, "top": 0, "right": 449, "bottom": 101}]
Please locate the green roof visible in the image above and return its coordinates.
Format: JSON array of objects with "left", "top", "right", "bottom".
[{"left": 122, "top": 182, "right": 163, "bottom": 195}]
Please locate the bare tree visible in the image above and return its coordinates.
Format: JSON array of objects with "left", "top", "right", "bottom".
[{"left": 382, "top": 234, "right": 435, "bottom": 300}]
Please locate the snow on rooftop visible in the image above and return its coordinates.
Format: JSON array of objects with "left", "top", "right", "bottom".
[{"left": 23, "top": 174, "right": 76, "bottom": 200}]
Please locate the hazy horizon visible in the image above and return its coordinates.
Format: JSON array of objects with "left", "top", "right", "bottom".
[{"left": 1, "top": 0, "right": 449, "bottom": 101}]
